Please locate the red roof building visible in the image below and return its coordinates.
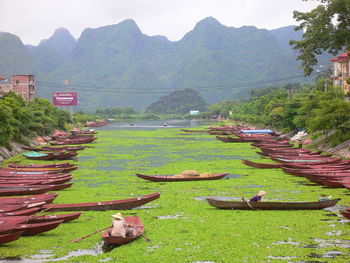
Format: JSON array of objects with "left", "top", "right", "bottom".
[{"left": 330, "top": 52, "right": 350, "bottom": 94}]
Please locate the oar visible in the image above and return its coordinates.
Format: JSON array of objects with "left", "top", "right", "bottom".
[
  {"left": 128, "top": 224, "right": 151, "bottom": 242},
  {"left": 235, "top": 187, "right": 254, "bottom": 210},
  {"left": 70, "top": 226, "right": 111, "bottom": 242}
]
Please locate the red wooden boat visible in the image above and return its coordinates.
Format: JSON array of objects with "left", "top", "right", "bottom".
[
  {"left": 102, "top": 216, "right": 144, "bottom": 245},
  {"left": 13, "top": 220, "right": 64, "bottom": 236},
  {"left": 0, "top": 207, "right": 42, "bottom": 217},
  {"left": 23, "top": 151, "right": 78, "bottom": 161},
  {"left": 8, "top": 162, "right": 72, "bottom": 168},
  {"left": 0, "top": 177, "right": 72, "bottom": 185},
  {"left": 51, "top": 137, "right": 96, "bottom": 145},
  {"left": 1, "top": 165, "right": 77, "bottom": 173},
  {"left": 135, "top": 172, "right": 229, "bottom": 182},
  {"left": 42, "top": 146, "right": 85, "bottom": 151},
  {"left": 0, "top": 231, "right": 23, "bottom": 245},
  {"left": 42, "top": 192, "right": 160, "bottom": 211},
  {"left": 215, "top": 136, "right": 253, "bottom": 143},
  {"left": 28, "top": 212, "right": 82, "bottom": 223},
  {"left": 0, "top": 193, "right": 58, "bottom": 205},
  {"left": 340, "top": 209, "right": 350, "bottom": 219},
  {"left": 242, "top": 159, "right": 283, "bottom": 169},
  {"left": 0, "top": 204, "right": 31, "bottom": 213},
  {"left": 206, "top": 197, "right": 341, "bottom": 210},
  {"left": 0, "top": 185, "right": 53, "bottom": 196}
]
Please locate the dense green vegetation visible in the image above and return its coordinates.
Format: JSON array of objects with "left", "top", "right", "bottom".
[
  {"left": 1, "top": 124, "right": 349, "bottom": 262},
  {"left": 0, "top": 92, "right": 71, "bottom": 147},
  {"left": 146, "top": 89, "right": 207, "bottom": 114},
  {"left": 291, "top": 0, "right": 350, "bottom": 75},
  {"left": 207, "top": 79, "right": 350, "bottom": 146}
]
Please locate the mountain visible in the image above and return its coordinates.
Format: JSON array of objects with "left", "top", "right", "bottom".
[
  {"left": 146, "top": 89, "right": 207, "bottom": 114},
  {"left": 26, "top": 28, "right": 76, "bottom": 73},
  {"left": 0, "top": 32, "right": 37, "bottom": 77},
  {"left": 40, "top": 17, "right": 302, "bottom": 110},
  {"left": 270, "top": 25, "right": 332, "bottom": 70},
  {"left": 1, "top": 18, "right": 329, "bottom": 111}
]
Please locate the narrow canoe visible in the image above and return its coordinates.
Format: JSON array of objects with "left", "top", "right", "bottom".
[
  {"left": 0, "top": 186, "right": 53, "bottom": 196},
  {"left": 135, "top": 172, "right": 229, "bottom": 182},
  {"left": 0, "top": 193, "right": 58, "bottom": 205},
  {"left": 102, "top": 216, "right": 144, "bottom": 245},
  {"left": 0, "top": 231, "right": 24, "bottom": 245},
  {"left": 29, "top": 212, "right": 82, "bottom": 223},
  {"left": 242, "top": 159, "right": 283, "bottom": 169},
  {"left": 206, "top": 197, "right": 341, "bottom": 210},
  {"left": 340, "top": 209, "right": 350, "bottom": 219},
  {"left": 14, "top": 220, "right": 64, "bottom": 236},
  {"left": 42, "top": 192, "right": 160, "bottom": 211},
  {"left": 8, "top": 162, "right": 72, "bottom": 168},
  {"left": 0, "top": 207, "right": 42, "bottom": 217}
]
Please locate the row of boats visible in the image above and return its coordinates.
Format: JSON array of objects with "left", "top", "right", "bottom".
[
  {"left": 181, "top": 125, "right": 348, "bottom": 213},
  {"left": 0, "top": 128, "right": 160, "bottom": 246}
]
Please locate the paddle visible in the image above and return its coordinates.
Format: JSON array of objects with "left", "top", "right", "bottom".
[
  {"left": 70, "top": 226, "right": 111, "bottom": 242},
  {"left": 235, "top": 187, "right": 254, "bottom": 210},
  {"left": 128, "top": 223, "right": 151, "bottom": 242}
]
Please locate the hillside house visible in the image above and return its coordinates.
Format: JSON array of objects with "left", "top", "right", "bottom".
[
  {"left": 331, "top": 52, "right": 350, "bottom": 94},
  {"left": 0, "top": 75, "right": 35, "bottom": 101}
]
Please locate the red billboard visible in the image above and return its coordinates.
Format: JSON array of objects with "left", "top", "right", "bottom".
[{"left": 53, "top": 92, "right": 78, "bottom": 106}]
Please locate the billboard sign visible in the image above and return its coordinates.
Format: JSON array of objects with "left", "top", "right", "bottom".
[{"left": 53, "top": 92, "right": 78, "bottom": 106}]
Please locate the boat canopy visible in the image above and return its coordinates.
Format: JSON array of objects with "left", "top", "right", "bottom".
[{"left": 241, "top": 129, "right": 273, "bottom": 134}]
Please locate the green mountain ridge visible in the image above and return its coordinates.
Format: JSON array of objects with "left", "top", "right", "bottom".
[{"left": 0, "top": 17, "right": 327, "bottom": 111}]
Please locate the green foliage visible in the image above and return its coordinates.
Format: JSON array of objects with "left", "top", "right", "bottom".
[
  {"left": 146, "top": 89, "right": 207, "bottom": 114},
  {"left": 290, "top": 0, "right": 350, "bottom": 75},
  {"left": 207, "top": 81, "right": 350, "bottom": 144},
  {"left": 0, "top": 94, "right": 72, "bottom": 147}
]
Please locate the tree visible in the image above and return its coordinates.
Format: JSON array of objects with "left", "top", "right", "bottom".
[{"left": 290, "top": 0, "right": 350, "bottom": 75}]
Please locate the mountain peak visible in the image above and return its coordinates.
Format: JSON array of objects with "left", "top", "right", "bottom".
[
  {"left": 196, "top": 17, "right": 222, "bottom": 27},
  {"left": 38, "top": 28, "right": 76, "bottom": 57}
]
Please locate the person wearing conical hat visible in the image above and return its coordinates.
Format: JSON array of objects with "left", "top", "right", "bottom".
[
  {"left": 110, "top": 213, "right": 129, "bottom": 237},
  {"left": 250, "top": 190, "right": 266, "bottom": 202}
]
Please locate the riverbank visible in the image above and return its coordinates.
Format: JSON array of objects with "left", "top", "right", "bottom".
[{"left": 1, "top": 124, "right": 349, "bottom": 262}]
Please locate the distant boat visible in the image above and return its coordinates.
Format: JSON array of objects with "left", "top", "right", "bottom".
[{"left": 163, "top": 123, "right": 168, "bottom": 127}]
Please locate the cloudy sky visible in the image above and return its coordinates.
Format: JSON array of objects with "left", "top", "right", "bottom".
[{"left": 0, "top": 0, "right": 321, "bottom": 45}]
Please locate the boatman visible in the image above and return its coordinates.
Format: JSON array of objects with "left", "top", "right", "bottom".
[
  {"left": 110, "top": 213, "right": 134, "bottom": 238},
  {"left": 250, "top": 190, "right": 266, "bottom": 202}
]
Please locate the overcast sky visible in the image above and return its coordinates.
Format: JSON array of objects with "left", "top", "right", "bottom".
[{"left": 0, "top": 0, "right": 321, "bottom": 45}]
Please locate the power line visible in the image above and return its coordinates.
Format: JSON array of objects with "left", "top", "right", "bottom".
[{"left": 36, "top": 70, "right": 324, "bottom": 94}]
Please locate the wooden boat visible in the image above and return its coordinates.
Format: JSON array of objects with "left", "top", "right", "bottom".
[
  {"left": 1, "top": 165, "right": 77, "bottom": 173},
  {"left": 42, "top": 146, "right": 86, "bottom": 151},
  {"left": 340, "top": 209, "right": 350, "bottom": 219},
  {"left": 13, "top": 220, "right": 64, "bottom": 236},
  {"left": 0, "top": 207, "right": 42, "bottom": 217},
  {"left": 8, "top": 162, "right": 73, "bottom": 168},
  {"left": 42, "top": 192, "right": 160, "bottom": 211},
  {"left": 0, "top": 193, "right": 58, "bottom": 205},
  {"left": 70, "top": 129, "right": 97, "bottom": 135},
  {"left": 215, "top": 136, "right": 251, "bottom": 143},
  {"left": 23, "top": 151, "right": 78, "bottom": 161},
  {"left": 102, "top": 216, "right": 144, "bottom": 245},
  {"left": 0, "top": 231, "right": 23, "bottom": 245},
  {"left": 51, "top": 137, "right": 96, "bottom": 145},
  {"left": 29, "top": 212, "right": 82, "bottom": 223},
  {"left": 206, "top": 197, "right": 341, "bottom": 210},
  {"left": 135, "top": 172, "right": 229, "bottom": 182},
  {"left": 0, "top": 177, "right": 72, "bottom": 185},
  {"left": 181, "top": 129, "right": 208, "bottom": 133},
  {"left": 0, "top": 185, "right": 53, "bottom": 196},
  {"left": 242, "top": 159, "right": 283, "bottom": 169}
]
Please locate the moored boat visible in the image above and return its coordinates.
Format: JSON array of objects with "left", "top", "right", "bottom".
[
  {"left": 242, "top": 159, "right": 283, "bottom": 169},
  {"left": 42, "top": 192, "right": 160, "bottom": 211},
  {"left": 13, "top": 220, "right": 64, "bottom": 236},
  {"left": 0, "top": 231, "right": 24, "bottom": 245},
  {"left": 102, "top": 216, "right": 144, "bottom": 245},
  {"left": 135, "top": 172, "right": 229, "bottom": 182},
  {"left": 206, "top": 197, "right": 341, "bottom": 210}
]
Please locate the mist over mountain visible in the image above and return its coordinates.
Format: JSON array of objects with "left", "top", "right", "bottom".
[{"left": 0, "top": 17, "right": 325, "bottom": 111}]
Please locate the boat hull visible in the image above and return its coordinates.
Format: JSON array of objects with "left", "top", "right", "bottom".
[{"left": 206, "top": 198, "right": 341, "bottom": 210}]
